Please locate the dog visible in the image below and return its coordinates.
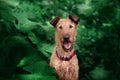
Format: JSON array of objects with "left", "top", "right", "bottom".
[{"left": 49, "top": 15, "right": 80, "bottom": 80}]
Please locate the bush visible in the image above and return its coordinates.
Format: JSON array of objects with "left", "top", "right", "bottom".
[{"left": 0, "top": 0, "right": 119, "bottom": 80}]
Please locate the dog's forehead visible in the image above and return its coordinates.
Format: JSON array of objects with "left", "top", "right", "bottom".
[{"left": 57, "top": 19, "right": 74, "bottom": 26}]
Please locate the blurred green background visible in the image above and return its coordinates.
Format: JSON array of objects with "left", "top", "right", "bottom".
[{"left": 0, "top": 0, "right": 120, "bottom": 80}]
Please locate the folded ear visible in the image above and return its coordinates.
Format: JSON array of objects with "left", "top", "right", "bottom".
[
  {"left": 50, "top": 17, "right": 60, "bottom": 27},
  {"left": 69, "top": 15, "right": 80, "bottom": 24}
]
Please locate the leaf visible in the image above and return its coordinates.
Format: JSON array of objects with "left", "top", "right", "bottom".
[
  {"left": 38, "top": 43, "right": 54, "bottom": 58},
  {"left": 18, "top": 74, "right": 56, "bottom": 80},
  {"left": 77, "top": 0, "right": 109, "bottom": 16},
  {"left": 1, "top": 0, "right": 19, "bottom": 7},
  {"left": 23, "top": 61, "right": 55, "bottom": 75},
  {"left": 12, "top": 1, "right": 45, "bottom": 32},
  {"left": 28, "top": 31, "right": 40, "bottom": 45},
  {"left": 90, "top": 66, "right": 109, "bottom": 80},
  {"left": 17, "top": 54, "right": 42, "bottom": 67},
  {"left": 115, "top": 7, "right": 120, "bottom": 24},
  {"left": 102, "top": 23, "right": 113, "bottom": 27}
]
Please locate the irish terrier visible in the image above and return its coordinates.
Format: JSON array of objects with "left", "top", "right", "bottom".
[{"left": 50, "top": 15, "right": 80, "bottom": 80}]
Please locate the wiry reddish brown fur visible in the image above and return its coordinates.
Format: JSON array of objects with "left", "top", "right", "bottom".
[{"left": 50, "top": 15, "right": 80, "bottom": 80}]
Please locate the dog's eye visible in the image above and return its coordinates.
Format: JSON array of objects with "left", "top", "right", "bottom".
[
  {"left": 69, "top": 25, "right": 73, "bottom": 29},
  {"left": 59, "top": 26, "right": 62, "bottom": 29}
]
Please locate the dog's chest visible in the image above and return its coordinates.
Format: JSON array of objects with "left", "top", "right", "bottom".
[
  {"left": 60, "top": 61, "right": 75, "bottom": 72},
  {"left": 56, "top": 61, "right": 76, "bottom": 79}
]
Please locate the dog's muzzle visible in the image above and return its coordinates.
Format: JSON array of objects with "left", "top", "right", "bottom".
[{"left": 63, "top": 34, "right": 72, "bottom": 51}]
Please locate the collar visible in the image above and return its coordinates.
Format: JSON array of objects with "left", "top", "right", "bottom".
[{"left": 56, "top": 50, "right": 75, "bottom": 61}]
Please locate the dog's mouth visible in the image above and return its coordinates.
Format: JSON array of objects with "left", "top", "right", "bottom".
[{"left": 63, "top": 41, "right": 72, "bottom": 51}]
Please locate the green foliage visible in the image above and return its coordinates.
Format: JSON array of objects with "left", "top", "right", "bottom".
[
  {"left": 0, "top": 0, "right": 120, "bottom": 80},
  {"left": 90, "top": 66, "right": 109, "bottom": 80}
]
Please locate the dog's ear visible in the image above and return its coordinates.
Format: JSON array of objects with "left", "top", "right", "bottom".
[
  {"left": 50, "top": 17, "right": 60, "bottom": 27},
  {"left": 69, "top": 15, "right": 80, "bottom": 24}
]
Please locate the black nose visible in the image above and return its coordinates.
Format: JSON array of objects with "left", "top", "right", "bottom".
[{"left": 63, "top": 34, "right": 70, "bottom": 41}]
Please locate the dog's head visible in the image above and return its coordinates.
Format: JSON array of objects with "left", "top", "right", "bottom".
[{"left": 50, "top": 15, "right": 80, "bottom": 51}]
